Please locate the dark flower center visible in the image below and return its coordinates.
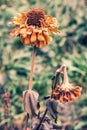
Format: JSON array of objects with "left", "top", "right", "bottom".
[{"left": 27, "top": 9, "right": 45, "bottom": 27}]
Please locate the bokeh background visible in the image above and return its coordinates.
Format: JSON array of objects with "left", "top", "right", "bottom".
[{"left": 0, "top": 0, "right": 87, "bottom": 130}]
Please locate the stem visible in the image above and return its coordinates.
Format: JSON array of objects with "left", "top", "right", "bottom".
[
  {"left": 29, "top": 46, "right": 37, "bottom": 91},
  {"left": 63, "top": 66, "right": 69, "bottom": 83},
  {"left": 36, "top": 108, "right": 48, "bottom": 130},
  {"left": 36, "top": 65, "right": 64, "bottom": 129},
  {"left": 56, "top": 64, "right": 69, "bottom": 83},
  {"left": 25, "top": 113, "right": 29, "bottom": 130},
  {"left": 56, "top": 64, "right": 65, "bottom": 73}
]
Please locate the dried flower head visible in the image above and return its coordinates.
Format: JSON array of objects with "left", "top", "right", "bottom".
[
  {"left": 10, "top": 8, "right": 59, "bottom": 48},
  {"left": 52, "top": 84, "right": 81, "bottom": 102},
  {"left": 52, "top": 65, "right": 82, "bottom": 103}
]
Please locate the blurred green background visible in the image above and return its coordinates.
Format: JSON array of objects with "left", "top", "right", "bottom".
[{"left": 0, "top": 0, "right": 87, "bottom": 130}]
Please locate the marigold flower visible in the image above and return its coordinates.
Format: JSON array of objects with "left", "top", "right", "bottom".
[
  {"left": 52, "top": 83, "right": 82, "bottom": 102},
  {"left": 10, "top": 8, "right": 59, "bottom": 48}
]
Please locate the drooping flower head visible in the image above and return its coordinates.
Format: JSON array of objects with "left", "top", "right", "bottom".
[
  {"left": 52, "top": 65, "right": 82, "bottom": 103},
  {"left": 52, "top": 84, "right": 81, "bottom": 103},
  {"left": 10, "top": 8, "right": 59, "bottom": 48}
]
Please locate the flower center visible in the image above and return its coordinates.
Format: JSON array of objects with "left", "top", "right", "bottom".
[{"left": 27, "top": 9, "right": 45, "bottom": 27}]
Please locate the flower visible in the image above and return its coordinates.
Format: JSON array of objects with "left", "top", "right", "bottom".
[
  {"left": 52, "top": 83, "right": 82, "bottom": 102},
  {"left": 52, "top": 65, "right": 82, "bottom": 103},
  {"left": 10, "top": 8, "right": 59, "bottom": 48}
]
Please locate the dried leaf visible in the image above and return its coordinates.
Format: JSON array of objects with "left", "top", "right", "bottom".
[
  {"left": 46, "top": 98, "right": 58, "bottom": 121},
  {"left": 23, "top": 90, "right": 40, "bottom": 117},
  {"left": 31, "top": 114, "right": 53, "bottom": 130}
]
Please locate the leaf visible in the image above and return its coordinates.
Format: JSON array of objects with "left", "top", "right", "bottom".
[
  {"left": 31, "top": 114, "right": 53, "bottom": 130},
  {"left": 46, "top": 98, "right": 58, "bottom": 122},
  {"left": 23, "top": 90, "right": 40, "bottom": 117}
]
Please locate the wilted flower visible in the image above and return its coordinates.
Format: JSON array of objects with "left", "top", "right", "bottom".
[
  {"left": 52, "top": 83, "right": 81, "bottom": 102},
  {"left": 10, "top": 8, "right": 59, "bottom": 48},
  {"left": 52, "top": 65, "right": 82, "bottom": 102}
]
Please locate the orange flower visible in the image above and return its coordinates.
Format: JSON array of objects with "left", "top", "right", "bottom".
[
  {"left": 52, "top": 65, "right": 82, "bottom": 103},
  {"left": 52, "top": 83, "right": 81, "bottom": 103},
  {"left": 10, "top": 8, "right": 59, "bottom": 48}
]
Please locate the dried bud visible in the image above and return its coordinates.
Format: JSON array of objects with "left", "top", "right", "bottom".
[
  {"left": 52, "top": 83, "right": 81, "bottom": 102},
  {"left": 23, "top": 90, "right": 40, "bottom": 117},
  {"left": 46, "top": 98, "right": 58, "bottom": 121},
  {"left": 52, "top": 65, "right": 82, "bottom": 102}
]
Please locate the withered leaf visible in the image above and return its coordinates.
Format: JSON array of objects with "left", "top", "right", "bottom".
[
  {"left": 46, "top": 98, "right": 58, "bottom": 121},
  {"left": 23, "top": 90, "right": 40, "bottom": 117},
  {"left": 31, "top": 114, "right": 53, "bottom": 130}
]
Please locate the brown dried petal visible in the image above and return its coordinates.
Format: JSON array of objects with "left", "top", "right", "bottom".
[{"left": 52, "top": 83, "right": 82, "bottom": 103}]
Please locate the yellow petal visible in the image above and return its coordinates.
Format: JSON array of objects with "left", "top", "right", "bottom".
[
  {"left": 30, "top": 32, "right": 36, "bottom": 43},
  {"left": 20, "top": 28, "right": 27, "bottom": 34},
  {"left": 27, "top": 27, "right": 32, "bottom": 35},
  {"left": 44, "top": 34, "right": 52, "bottom": 44},
  {"left": 20, "top": 28, "right": 27, "bottom": 37},
  {"left": 10, "top": 28, "right": 20, "bottom": 37},
  {"left": 49, "top": 27, "right": 60, "bottom": 34},
  {"left": 37, "top": 33, "right": 44, "bottom": 41},
  {"left": 21, "top": 36, "right": 30, "bottom": 45},
  {"left": 24, "top": 36, "right": 30, "bottom": 45},
  {"left": 39, "top": 41, "right": 44, "bottom": 48}
]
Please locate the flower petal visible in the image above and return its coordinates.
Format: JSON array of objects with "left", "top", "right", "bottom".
[
  {"left": 37, "top": 33, "right": 44, "bottom": 41},
  {"left": 24, "top": 36, "right": 30, "bottom": 45},
  {"left": 30, "top": 32, "right": 37, "bottom": 43},
  {"left": 10, "top": 28, "right": 20, "bottom": 37}
]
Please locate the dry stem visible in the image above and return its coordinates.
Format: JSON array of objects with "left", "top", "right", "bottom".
[
  {"left": 56, "top": 64, "right": 69, "bottom": 83},
  {"left": 25, "top": 113, "right": 29, "bottom": 130},
  {"left": 63, "top": 65, "right": 69, "bottom": 84},
  {"left": 29, "top": 46, "right": 37, "bottom": 91},
  {"left": 25, "top": 46, "right": 36, "bottom": 130},
  {"left": 36, "top": 108, "right": 48, "bottom": 130}
]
